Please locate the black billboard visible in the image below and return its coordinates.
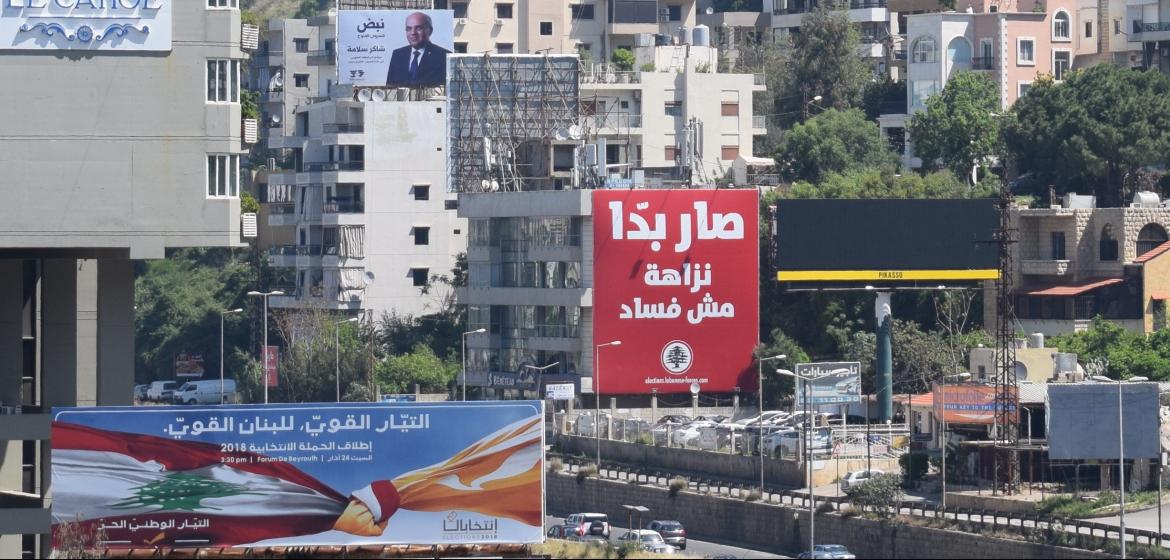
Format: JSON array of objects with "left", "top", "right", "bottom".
[
  {"left": 1048, "top": 383, "right": 1161, "bottom": 461},
  {"left": 775, "top": 199, "right": 1000, "bottom": 284}
]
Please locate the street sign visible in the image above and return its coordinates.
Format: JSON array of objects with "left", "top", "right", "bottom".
[{"left": 546, "top": 383, "right": 575, "bottom": 400}]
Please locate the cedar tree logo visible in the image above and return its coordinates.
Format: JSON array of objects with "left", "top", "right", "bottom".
[{"left": 661, "top": 340, "right": 693, "bottom": 374}]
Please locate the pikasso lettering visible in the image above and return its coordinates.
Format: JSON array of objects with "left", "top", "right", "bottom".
[{"left": 877, "top": 271, "right": 904, "bottom": 279}]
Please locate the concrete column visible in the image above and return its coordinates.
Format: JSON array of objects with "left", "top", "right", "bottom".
[
  {"left": 97, "top": 259, "right": 134, "bottom": 406},
  {"left": 41, "top": 259, "right": 79, "bottom": 409},
  {"left": 0, "top": 260, "right": 23, "bottom": 408},
  {"left": 0, "top": 534, "right": 21, "bottom": 558},
  {"left": 875, "top": 292, "right": 893, "bottom": 422}
]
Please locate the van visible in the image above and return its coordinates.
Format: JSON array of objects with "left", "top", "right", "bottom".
[
  {"left": 172, "top": 379, "right": 237, "bottom": 405},
  {"left": 146, "top": 381, "right": 178, "bottom": 402}
]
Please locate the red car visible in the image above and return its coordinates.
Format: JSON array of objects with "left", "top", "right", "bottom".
[{"left": 648, "top": 520, "right": 686, "bottom": 550}]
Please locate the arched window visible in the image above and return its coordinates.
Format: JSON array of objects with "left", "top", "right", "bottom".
[
  {"left": 1100, "top": 224, "right": 1118, "bottom": 261},
  {"left": 1137, "top": 223, "right": 1169, "bottom": 257},
  {"left": 1053, "top": 11, "right": 1070, "bottom": 40},
  {"left": 911, "top": 36, "right": 937, "bottom": 63},
  {"left": 947, "top": 37, "right": 972, "bottom": 63}
]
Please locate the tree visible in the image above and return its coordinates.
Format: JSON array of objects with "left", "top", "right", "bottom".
[
  {"left": 1005, "top": 65, "right": 1170, "bottom": 207},
  {"left": 611, "top": 48, "right": 635, "bottom": 72},
  {"left": 787, "top": 1, "right": 872, "bottom": 117},
  {"left": 375, "top": 344, "right": 458, "bottom": 395},
  {"left": 846, "top": 472, "right": 904, "bottom": 518},
  {"left": 269, "top": 308, "right": 369, "bottom": 403},
  {"left": 1050, "top": 317, "right": 1170, "bottom": 381},
  {"left": 909, "top": 71, "right": 1002, "bottom": 180},
  {"left": 774, "top": 108, "right": 898, "bottom": 183},
  {"left": 784, "top": 168, "right": 975, "bottom": 199},
  {"left": 754, "top": 329, "right": 810, "bottom": 408}
]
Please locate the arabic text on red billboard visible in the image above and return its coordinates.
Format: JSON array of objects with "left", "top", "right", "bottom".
[
  {"left": 264, "top": 346, "right": 280, "bottom": 388},
  {"left": 932, "top": 383, "right": 1017, "bottom": 425},
  {"left": 592, "top": 189, "right": 759, "bottom": 394}
]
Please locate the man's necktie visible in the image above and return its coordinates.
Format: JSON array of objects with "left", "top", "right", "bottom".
[{"left": 409, "top": 50, "right": 420, "bottom": 81}]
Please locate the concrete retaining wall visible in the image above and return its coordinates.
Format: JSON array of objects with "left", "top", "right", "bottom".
[{"left": 547, "top": 473, "right": 1111, "bottom": 559}]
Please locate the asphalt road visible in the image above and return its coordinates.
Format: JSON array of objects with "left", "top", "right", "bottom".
[{"left": 546, "top": 516, "right": 792, "bottom": 559}]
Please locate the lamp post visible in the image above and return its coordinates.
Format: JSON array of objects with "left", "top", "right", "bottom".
[
  {"left": 460, "top": 328, "right": 487, "bottom": 401},
  {"left": 246, "top": 290, "right": 284, "bottom": 404},
  {"left": 776, "top": 367, "right": 815, "bottom": 557},
  {"left": 219, "top": 308, "right": 243, "bottom": 404},
  {"left": 523, "top": 361, "right": 560, "bottom": 400},
  {"left": 595, "top": 340, "right": 622, "bottom": 468},
  {"left": 334, "top": 317, "right": 359, "bottom": 403},
  {"left": 938, "top": 372, "right": 971, "bottom": 512},
  {"left": 1091, "top": 374, "right": 1148, "bottom": 559},
  {"left": 756, "top": 354, "right": 787, "bottom": 493}
]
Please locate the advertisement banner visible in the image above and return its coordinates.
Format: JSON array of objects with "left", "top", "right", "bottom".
[
  {"left": 50, "top": 402, "right": 544, "bottom": 549},
  {"left": 795, "top": 362, "right": 861, "bottom": 405},
  {"left": 174, "top": 353, "right": 205, "bottom": 379},
  {"left": 932, "top": 383, "right": 1017, "bottom": 425},
  {"left": 0, "top": 0, "right": 172, "bottom": 51},
  {"left": 264, "top": 346, "right": 280, "bottom": 388},
  {"left": 338, "top": 10, "right": 454, "bottom": 87},
  {"left": 1048, "top": 383, "right": 1160, "bottom": 460},
  {"left": 592, "top": 189, "right": 759, "bottom": 394},
  {"left": 546, "top": 383, "right": 574, "bottom": 400}
]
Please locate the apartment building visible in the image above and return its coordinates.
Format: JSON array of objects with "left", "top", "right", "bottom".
[
  {"left": 0, "top": 2, "right": 253, "bottom": 556},
  {"left": 983, "top": 193, "right": 1170, "bottom": 336},
  {"left": 1128, "top": 0, "right": 1170, "bottom": 73},
  {"left": 764, "top": 0, "right": 895, "bottom": 73}
]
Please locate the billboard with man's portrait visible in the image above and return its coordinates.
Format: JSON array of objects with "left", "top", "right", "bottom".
[{"left": 338, "top": 10, "right": 454, "bottom": 88}]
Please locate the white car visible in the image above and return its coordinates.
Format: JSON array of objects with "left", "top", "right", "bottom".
[
  {"left": 146, "top": 381, "right": 178, "bottom": 402},
  {"left": 617, "top": 529, "right": 675, "bottom": 554},
  {"left": 765, "top": 427, "right": 832, "bottom": 459},
  {"left": 670, "top": 421, "right": 715, "bottom": 447},
  {"left": 841, "top": 469, "right": 885, "bottom": 492},
  {"left": 735, "top": 411, "right": 790, "bottom": 426}
]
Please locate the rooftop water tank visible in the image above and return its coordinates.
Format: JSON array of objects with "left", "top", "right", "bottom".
[
  {"left": 1133, "top": 191, "right": 1161, "bottom": 208},
  {"left": 692, "top": 24, "right": 710, "bottom": 47},
  {"left": 677, "top": 26, "right": 690, "bottom": 45}
]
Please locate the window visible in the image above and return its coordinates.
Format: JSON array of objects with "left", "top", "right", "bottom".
[
  {"left": 206, "top": 155, "right": 239, "bottom": 198},
  {"left": 293, "top": 38, "right": 309, "bottom": 53},
  {"left": 1017, "top": 38, "right": 1035, "bottom": 65},
  {"left": 1085, "top": 21, "right": 1093, "bottom": 38},
  {"left": 1018, "top": 80, "right": 1032, "bottom": 97},
  {"left": 414, "top": 226, "right": 430, "bottom": 246},
  {"left": 411, "top": 268, "right": 430, "bottom": 287},
  {"left": 454, "top": 42, "right": 468, "bottom": 53},
  {"left": 1051, "top": 231, "right": 1066, "bottom": 260},
  {"left": 571, "top": 4, "right": 595, "bottom": 19},
  {"left": 665, "top": 145, "right": 679, "bottom": 162},
  {"left": 667, "top": 4, "right": 682, "bottom": 21},
  {"left": 911, "top": 36, "right": 937, "bottom": 63},
  {"left": 453, "top": 2, "right": 468, "bottom": 18},
  {"left": 1053, "top": 51, "right": 1071, "bottom": 81},
  {"left": 496, "top": 3, "right": 514, "bottom": 19},
  {"left": 294, "top": 73, "right": 309, "bottom": 88},
  {"left": 205, "top": 59, "right": 240, "bottom": 103},
  {"left": 413, "top": 184, "right": 430, "bottom": 201},
  {"left": 1100, "top": 224, "right": 1119, "bottom": 261},
  {"left": 496, "top": 43, "right": 514, "bottom": 54},
  {"left": 910, "top": 80, "right": 940, "bottom": 108},
  {"left": 721, "top": 102, "right": 739, "bottom": 116},
  {"left": 207, "top": 0, "right": 238, "bottom": 7},
  {"left": 721, "top": 145, "right": 740, "bottom": 160},
  {"left": 1137, "top": 223, "right": 1169, "bottom": 257},
  {"left": 980, "top": 38, "right": 993, "bottom": 62},
  {"left": 664, "top": 101, "right": 682, "bottom": 117},
  {"left": 540, "top": 21, "right": 553, "bottom": 35},
  {"left": 1053, "top": 11, "right": 1070, "bottom": 40}
]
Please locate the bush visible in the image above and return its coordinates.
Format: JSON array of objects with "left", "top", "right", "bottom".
[
  {"left": 669, "top": 476, "right": 688, "bottom": 496},
  {"left": 899, "top": 451, "right": 930, "bottom": 482},
  {"left": 847, "top": 473, "right": 904, "bottom": 519},
  {"left": 577, "top": 463, "right": 598, "bottom": 483},
  {"left": 639, "top": 62, "right": 655, "bottom": 72},
  {"left": 547, "top": 457, "right": 564, "bottom": 473},
  {"left": 744, "top": 488, "right": 762, "bottom": 502},
  {"left": 611, "top": 48, "right": 635, "bottom": 71}
]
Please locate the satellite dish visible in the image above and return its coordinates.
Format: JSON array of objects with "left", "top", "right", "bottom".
[
  {"left": 271, "top": 73, "right": 284, "bottom": 89},
  {"left": 489, "top": 180, "right": 500, "bottom": 192},
  {"left": 554, "top": 127, "right": 570, "bottom": 141},
  {"left": 705, "top": 6, "right": 714, "bottom": 14},
  {"left": 372, "top": 89, "right": 387, "bottom": 101},
  {"left": 364, "top": 270, "right": 376, "bottom": 283},
  {"left": 357, "top": 89, "right": 373, "bottom": 102},
  {"left": 270, "top": 114, "right": 282, "bottom": 125},
  {"left": 689, "top": 382, "right": 700, "bottom": 395},
  {"left": 568, "top": 124, "right": 583, "bottom": 140},
  {"left": 480, "top": 179, "right": 491, "bottom": 191}
]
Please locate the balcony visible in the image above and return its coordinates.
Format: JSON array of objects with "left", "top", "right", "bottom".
[
  {"left": 307, "top": 49, "right": 336, "bottom": 66},
  {"left": 591, "top": 113, "right": 643, "bottom": 132},
  {"left": 305, "top": 161, "right": 365, "bottom": 172},
  {"left": 1021, "top": 259, "right": 1072, "bottom": 276},
  {"left": 266, "top": 202, "right": 297, "bottom": 227},
  {"left": 971, "top": 57, "right": 995, "bottom": 70},
  {"left": 752, "top": 115, "right": 767, "bottom": 133},
  {"left": 324, "top": 123, "right": 365, "bottom": 134},
  {"left": 264, "top": 88, "right": 284, "bottom": 103},
  {"left": 1133, "top": 20, "right": 1170, "bottom": 41}
]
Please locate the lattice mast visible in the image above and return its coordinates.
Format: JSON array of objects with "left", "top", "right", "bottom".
[{"left": 993, "top": 175, "right": 1020, "bottom": 494}]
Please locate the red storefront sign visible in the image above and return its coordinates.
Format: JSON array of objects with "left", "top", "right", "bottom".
[
  {"left": 264, "top": 345, "right": 280, "bottom": 388},
  {"left": 592, "top": 189, "right": 759, "bottom": 394}
]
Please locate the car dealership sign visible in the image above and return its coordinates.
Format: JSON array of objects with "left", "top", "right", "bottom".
[{"left": 1, "top": 0, "right": 172, "bottom": 51}]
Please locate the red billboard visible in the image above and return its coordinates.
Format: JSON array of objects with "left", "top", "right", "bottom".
[
  {"left": 265, "top": 345, "right": 280, "bottom": 388},
  {"left": 932, "top": 383, "right": 1017, "bottom": 425},
  {"left": 592, "top": 189, "right": 759, "bottom": 394}
]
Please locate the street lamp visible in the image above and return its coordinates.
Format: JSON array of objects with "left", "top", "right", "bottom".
[
  {"left": 1091, "top": 374, "right": 1148, "bottom": 559},
  {"left": 335, "top": 317, "right": 359, "bottom": 403},
  {"left": 523, "top": 361, "right": 560, "bottom": 400},
  {"left": 756, "top": 354, "right": 787, "bottom": 493},
  {"left": 776, "top": 367, "right": 815, "bottom": 557},
  {"left": 460, "top": 328, "right": 487, "bottom": 401},
  {"left": 595, "top": 340, "right": 622, "bottom": 468},
  {"left": 219, "top": 308, "right": 243, "bottom": 404},
  {"left": 246, "top": 290, "right": 284, "bottom": 404},
  {"left": 937, "top": 371, "right": 971, "bottom": 512}
]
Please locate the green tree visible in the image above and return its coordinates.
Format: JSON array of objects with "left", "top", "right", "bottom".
[
  {"left": 909, "top": 71, "right": 1002, "bottom": 180},
  {"left": 784, "top": 168, "right": 974, "bottom": 199},
  {"left": 774, "top": 108, "right": 898, "bottom": 183},
  {"left": 787, "top": 1, "right": 872, "bottom": 117},
  {"left": 375, "top": 344, "right": 458, "bottom": 395},
  {"left": 1050, "top": 318, "right": 1170, "bottom": 381},
  {"left": 1005, "top": 65, "right": 1170, "bottom": 207},
  {"left": 611, "top": 48, "right": 635, "bottom": 72},
  {"left": 846, "top": 472, "right": 904, "bottom": 518},
  {"left": 269, "top": 309, "right": 370, "bottom": 403},
  {"left": 754, "top": 329, "right": 809, "bottom": 408}
]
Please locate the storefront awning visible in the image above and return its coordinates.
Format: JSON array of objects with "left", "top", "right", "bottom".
[{"left": 1025, "top": 277, "right": 1124, "bottom": 296}]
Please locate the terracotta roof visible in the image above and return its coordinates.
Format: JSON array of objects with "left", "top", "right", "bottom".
[
  {"left": 1025, "top": 277, "right": 1124, "bottom": 296},
  {"left": 1134, "top": 240, "right": 1170, "bottom": 264},
  {"left": 1153, "top": 293, "right": 1170, "bottom": 300}
]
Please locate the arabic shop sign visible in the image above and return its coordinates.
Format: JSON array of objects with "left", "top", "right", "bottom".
[
  {"left": 1, "top": 0, "right": 172, "bottom": 51},
  {"left": 592, "top": 189, "right": 760, "bottom": 394}
]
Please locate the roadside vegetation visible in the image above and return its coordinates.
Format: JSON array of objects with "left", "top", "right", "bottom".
[{"left": 1037, "top": 491, "right": 1161, "bottom": 518}]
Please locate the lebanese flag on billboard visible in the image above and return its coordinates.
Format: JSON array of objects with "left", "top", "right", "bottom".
[{"left": 592, "top": 189, "right": 759, "bottom": 394}]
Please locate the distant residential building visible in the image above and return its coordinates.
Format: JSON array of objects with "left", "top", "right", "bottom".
[
  {"left": 1128, "top": 0, "right": 1170, "bottom": 74},
  {"left": 764, "top": 0, "right": 895, "bottom": 75}
]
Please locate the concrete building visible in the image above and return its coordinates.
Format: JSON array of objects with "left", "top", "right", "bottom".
[
  {"left": 764, "top": 0, "right": 895, "bottom": 74},
  {"left": 1128, "top": 0, "right": 1170, "bottom": 73},
  {"left": 982, "top": 193, "right": 1170, "bottom": 337},
  {"left": 0, "top": 1, "right": 253, "bottom": 555}
]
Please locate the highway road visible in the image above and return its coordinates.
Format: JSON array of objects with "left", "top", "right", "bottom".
[{"left": 546, "top": 515, "right": 793, "bottom": 559}]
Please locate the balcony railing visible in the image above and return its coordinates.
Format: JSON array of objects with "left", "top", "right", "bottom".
[
  {"left": 1134, "top": 20, "right": 1170, "bottom": 36},
  {"left": 753, "top": 73, "right": 766, "bottom": 86},
  {"left": 323, "top": 123, "right": 364, "bottom": 133},
  {"left": 752, "top": 115, "right": 767, "bottom": 129},
  {"left": 271, "top": 245, "right": 323, "bottom": 257},
  {"left": 581, "top": 70, "right": 641, "bottom": 85},
  {"left": 324, "top": 201, "right": 364, "bottom": 213},
  {"left": 307, "top": 49, "right": 335, "bottom": 65},
  {"left": 971, "top": 57, "right": 995, "bottom": 70},
  {"left": 306, "top": 161, "right": 365, "bottom": 172},
  {"left": 591, "top": 113, "right": 642, "bottom": 130},
  {"left": 267, "top": 202, "right": 296, "bottom": 214}
]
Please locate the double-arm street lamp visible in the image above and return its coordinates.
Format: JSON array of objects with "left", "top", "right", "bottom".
[
  {"left": 756, "top": 354, "right": 787, "bottom": 492},
  {"left": 937, "top": 372, "right": 971, "bottom": 511},
  {"left": 334, "top": 317, "right": 359, "bottom": 402},
  {"left": 246, "top": 290, "right": 284, "bottom": 404},
  {"left": 523, "top": 361, "right": 560, "bottom": 400},
  {"left": 775, "top": 367, "right": 815, "bottom": 557},
  {"left": 219, "top": 308, "right": 244, "bottom": 404},
  {"left": 1090, "top": 374, "right": 1149, "bottom": 559}
]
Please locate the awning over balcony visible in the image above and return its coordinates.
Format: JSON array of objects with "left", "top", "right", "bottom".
[
  {"left": 1151, "top": 293, "right": 1170, "bottom": 300},
  {"left": 1025, "top": 277, "right": 1124, "bottom": 296}
]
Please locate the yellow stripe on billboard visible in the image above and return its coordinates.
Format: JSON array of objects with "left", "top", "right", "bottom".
[{"left": 776, "top": 269, "right": 1001, "bottom": 282}]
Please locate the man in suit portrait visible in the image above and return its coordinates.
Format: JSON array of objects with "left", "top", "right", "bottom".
[{"left": 386, "top": 12, "right": 450, "bottom": 87}]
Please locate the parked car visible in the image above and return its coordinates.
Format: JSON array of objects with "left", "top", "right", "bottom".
[
  {"left": 133, "top": 384, "right": 149, "bottom": 401},
  {"left": 652, "top": 419, "right": 688, "bottom": 445},
  {"left": 613, "top": 417, "right": 653, "bottom": 441},
  {"left": 647, "top": 520, "right": 686, "bottom": 550},
  {"left": 172, "top": 379, "right": 237, "bottom": 405},
  {"left": 797, "top": 544, "right": 856, "bottom": 559},
  {"left": 764, "top": 427, "right": 831, "bottom": 459},
  {"left": 671, "top": 421, "right": 716, "bottom": 447},
  {"left": 657, "top": 414, "right": 692, "bottom": 425},
  {"left": 566, "top": 534, "right": 610, "bottom": 547},
  {"left": 825, "top": 413, "right": 867, "bottom": 426},
  {"left": 146, "top": 381, "right": 178, "bottom": 402},
  {"left": 617, "top": 529, "right": 675, "bottom": 554},
  {"left": 734, "top": 411, "right": 789, "bottom": 427},
  {"left": 841, "top": 469, "right": 885, "bottom": 492},
  {"left": 565, "top": 513, "right": 610, "bottom": 539},
  {"left": 574, "top": 413, "right": 610, "bottom": 438},
  {"left": 695, "top": 414, "right": 729, "bottom": 424},
  {"left": 546, "top": 525, "right": 572, "bottom": 539}
]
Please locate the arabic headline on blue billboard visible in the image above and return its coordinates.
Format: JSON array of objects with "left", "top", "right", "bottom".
[{"left": 50, "top": 402, "right": 543, "bottom": 548}]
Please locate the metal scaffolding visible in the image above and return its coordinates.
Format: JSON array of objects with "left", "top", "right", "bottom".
[
  {"left": 993, "top": 177, "right": 1020, "bottom": 494},
  {"left": 448, "top": 54, "right": 581, "bottom": 193}
]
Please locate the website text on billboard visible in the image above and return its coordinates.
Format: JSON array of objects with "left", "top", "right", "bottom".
[
  {"left": 592, "top": 189, "right": 759, "bottom": 394},
  {"left": 932, "top": 383, "right": 1017, "bottom": 424},
  {"left": 50, "top": 402, "right": 544, "bottom": 549}
]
